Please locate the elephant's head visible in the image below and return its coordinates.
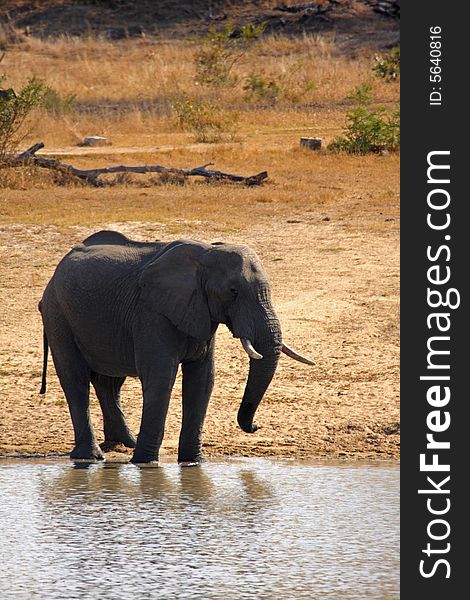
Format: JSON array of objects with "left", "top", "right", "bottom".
[{"left": 140, "top": 240, "right": 313, "bottom": 434}]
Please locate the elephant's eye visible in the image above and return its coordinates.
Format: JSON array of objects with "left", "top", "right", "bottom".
[{"left": 230, "top": 287, "right": 239, "bottom": 299}]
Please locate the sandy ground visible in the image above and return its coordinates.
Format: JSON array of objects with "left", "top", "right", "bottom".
[{"left": 0, "top": 180, "right": 399, "bottom": 461}]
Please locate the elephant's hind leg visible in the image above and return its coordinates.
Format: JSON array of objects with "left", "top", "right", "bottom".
[
  {"left": 91, "top": 374, "right": 136, "bottom": 450},
  {"left": 45, "top": 318, "right": 103, "bottom": 460}
]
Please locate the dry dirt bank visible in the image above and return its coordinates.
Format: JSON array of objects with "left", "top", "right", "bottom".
[{"left": 0, "top": 169, "right": 399, "bottom": 460}]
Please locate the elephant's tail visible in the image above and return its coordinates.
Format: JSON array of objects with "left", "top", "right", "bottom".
[{"left": 39, "top": 330, "right": 48, "bottom": 395}]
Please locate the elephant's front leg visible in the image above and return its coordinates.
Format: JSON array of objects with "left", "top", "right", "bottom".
[
  {"left": 178, "top": 340, "right": 215, "bottom": 463},
  {"left": 131, "top": 358, "right": 179, "bottom": 464}
]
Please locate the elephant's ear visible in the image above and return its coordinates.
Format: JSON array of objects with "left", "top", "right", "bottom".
[{"left": 139, "top": 242, "right": 212, "bottom": 341}]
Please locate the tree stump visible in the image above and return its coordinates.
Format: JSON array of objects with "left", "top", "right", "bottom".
[
  {"left": 300, "top": 137, "right": 322, "bottom": 150},
  {"left": 80, "top": 136, "right": 109, "bottom": 147}
]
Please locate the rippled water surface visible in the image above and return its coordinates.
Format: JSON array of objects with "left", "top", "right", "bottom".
[{"left": 0, "top": 458, "right": 399, "bottom": 599}]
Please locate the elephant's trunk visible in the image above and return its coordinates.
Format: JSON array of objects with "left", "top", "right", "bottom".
[
  {"left": 236, "top": 301, "right": 282, "bottom": 433},
  {"left": 237, "top": 353, "right": 280, "bottom": 432}
]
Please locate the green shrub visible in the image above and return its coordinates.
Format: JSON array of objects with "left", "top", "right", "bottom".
[
  {"left": 278, "top": 61, "right": 315, "bottom": 103},
  {"left": 42, "top": 86, "right": 77, "bottom": 115},
  {"left": 0, "top": 75, "right": 46, "bottom": 161},
  {"left": 171, "top": 96, "right": 238, "bottom": 143},
  {"left": 243, "top": 74, "right": 282, "bottom": 103},
  {"left": 244, "top": 60, "right": 315, "bottom": 105},
  {"left": 243, "top": 71, "right": 314, "bottom": 105},
  {"left": 374, "top": 47, "right": 400, "bottom": 81},
  {"left": 329, "top": 84, "right": 400, "bottom": 154},
  {"left": 194, "top": 22, "right": 266, "bottom": 87},
  {"left": 238, "top": 22, "right": 268, "bottom": 41},
  {"left": 281, "top": 77, "right": 315, "bottom": 103}
]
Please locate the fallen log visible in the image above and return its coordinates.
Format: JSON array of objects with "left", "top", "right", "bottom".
[{"left": 4, "top": 143, "right": 268, "bottom": 187}]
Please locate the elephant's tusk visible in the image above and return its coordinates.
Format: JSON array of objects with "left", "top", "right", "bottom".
[
  {"left": 240, "top": 337, "right": 263, "bottom": 360},
  {"left": 282, "top": 342, "right": 315, "bottom": 365}
]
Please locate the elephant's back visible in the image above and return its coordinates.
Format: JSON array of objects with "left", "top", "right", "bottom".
[
  {"left": 82, "top": 230, "right": 163, "bottom": 252},
  {"left": 48, "top": 243, "right": 145, "bottom": 373},
  {"left": 51, "top": 242, "right": 150, "bottom": 311},
  {"left": 58, "top": 238, "right": 161, "bottom": 280}
]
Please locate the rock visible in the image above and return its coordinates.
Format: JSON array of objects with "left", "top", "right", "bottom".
[{"left": 80, "top": 136, "right": 109, "bottom": 147}]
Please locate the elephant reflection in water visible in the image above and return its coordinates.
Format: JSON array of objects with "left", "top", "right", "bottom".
[
  {"left": 40, "top": 462, "right": 274, "bottom": 515},
  {"left": 39, "top": 231, "right": 314, "bottom": 464}
]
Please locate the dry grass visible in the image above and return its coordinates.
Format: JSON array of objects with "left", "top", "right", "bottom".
[
  {"left": 1, "top": 145, "right": 399, "bottom": 232},
  {"left": 1, "top": 34, "right": 399, "bottom": 146},
  {"left": 0, "top": 33, "right": 399, "bottom": 243}
]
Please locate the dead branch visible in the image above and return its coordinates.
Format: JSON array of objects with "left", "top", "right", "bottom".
[{"left": 4, "top": 143, "right": 268, "bottom": 187}]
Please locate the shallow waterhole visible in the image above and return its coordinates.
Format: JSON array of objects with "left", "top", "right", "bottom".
[{"left": 0, "top": 457, "right": 399, "bottom": 599}]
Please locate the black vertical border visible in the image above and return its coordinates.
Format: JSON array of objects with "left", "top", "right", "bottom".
[{"left": 401, "top": 3, "right": 467, "bottom": 597}]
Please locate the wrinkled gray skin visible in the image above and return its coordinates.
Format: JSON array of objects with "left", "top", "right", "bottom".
[{"left": 39, "top": 230, "right": 283, "bottom": 463}]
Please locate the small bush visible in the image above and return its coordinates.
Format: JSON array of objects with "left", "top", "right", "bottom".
[
  {"left": 171, "top": 96, "right": 238, "bottom": 143},
  {"left": 237, "top": 22, "right": 268, "bottom": 41},
  {"left": 42, "top": 86, "right": 77, "bottom": 115},
  {"left": 0, "top": 162, "right": 43, "bottom": 189},
  {"left": 0, "top": 75, "right": 46, "bottom": 161},
  {"left": 278, "top": 61, "right": 315, "bottom": 103},
  {"left": 374, "top": 47, "right": 400, "bottom": 81},
  {"left": 281, "top": 77, "right": 315, "bottom": 103},
  {"left": 243, "top": 63, "right": 315, "bottom": 105},
  {"left": 243, "top": 74, "right": 282, "bottom": 103},
  {"left": 194, "top": 22, "right": 266, "bottom": 87},
  {"left": 329, "top": 84, "right": 400, "bottom": 154}
]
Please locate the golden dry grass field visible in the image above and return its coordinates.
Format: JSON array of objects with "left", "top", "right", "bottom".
[{"left": 0, "top": 33, "right": 399, "bottom": 460}]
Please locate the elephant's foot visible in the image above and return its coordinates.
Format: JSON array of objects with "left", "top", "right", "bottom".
[
  {"left": 70, "top": 442, "right": 105, "bottom": 460},
  {"left": 100, "top": 431, "right": 137, "bottom": 452},
  {"left": 130, "top": 450, "right": 159, "bottom": 464},
  {"left": 103, "top": 426, "right": 137, "bottom": 448},
  {"left": 100, "top": 441, "right": 134, "bottom": 453},
  {"left": 178, "top": 459, "right": 204, "bottom": 467},
  {"left": 178, "top": 450, "right": 205, "bottom": 465}
]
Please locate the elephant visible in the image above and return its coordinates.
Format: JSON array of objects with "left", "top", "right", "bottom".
[{"left": 38, "top": 230, "right": 313, "bottom": 463}]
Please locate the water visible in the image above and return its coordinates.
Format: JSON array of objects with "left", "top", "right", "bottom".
[{"left": 0, "top": 458, "right": 399, "bottom": 599}]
